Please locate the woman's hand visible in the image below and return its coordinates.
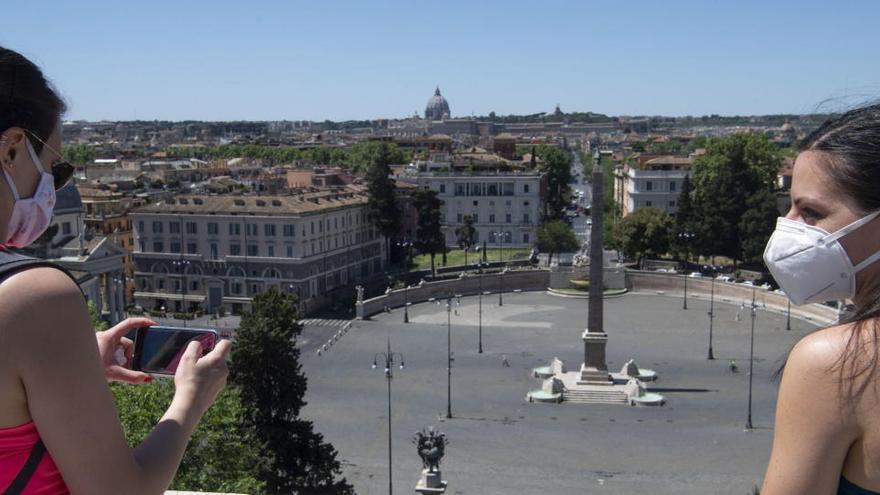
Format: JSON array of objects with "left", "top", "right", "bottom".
[
  {"left": 173, "top": 339, "right": 232, "bottom": 416},
  {"left": 95, "top": 317, "right": 156, "bottom": 384}
]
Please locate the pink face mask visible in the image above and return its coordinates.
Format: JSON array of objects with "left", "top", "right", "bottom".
[{"left": 2, "top": 138, "right": 56, "bottom": 248}]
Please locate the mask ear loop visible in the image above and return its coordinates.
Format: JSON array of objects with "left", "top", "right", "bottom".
[
  {"left": 23, "top": 137, "right": 47, "bottom": 174},
  {"left": 825, "top": 210, "right": 880, "bottom": 244}
]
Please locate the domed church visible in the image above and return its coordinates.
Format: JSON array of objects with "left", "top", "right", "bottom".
[{"left": 425, "top": 86, "right": 450, "bottom": 121}]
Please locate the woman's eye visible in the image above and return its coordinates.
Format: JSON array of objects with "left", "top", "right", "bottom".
[{"left": 802, "top": 208, "right": 823, "bottom": 221}]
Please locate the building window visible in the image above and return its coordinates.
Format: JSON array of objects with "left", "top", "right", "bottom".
[
  {"left": 506, "top": 213, "right": 511, "bottom": 223},
  {"left": 670, "top": 200, "right": 677, "bottom": 207},
  {"left": 524, "top": 233, "right": 530, "bottom": 243},
  {"left": 489, "top": 214, "right": 495, "bottom": 223},
  {"left": 283, "top": 224, "right": 295, "bottom": 237},
  {"left": 457, "top": 213, "right": 463, "bottom": 223},
  {"left": 524, "top": 184, "right": 530, "bottom": 193},
  {"left": 207, "top": 222, "right": 218, "bottom": 235},
  {"left": 187, "top": 243, "right": 197, "bottom": 254},
  {"left": 646, "top": 181, "right": 653, "bottom": 191},
  {"left": 670, "top": 181, "right": 677, "bottom": 192},
  {"left": 473, "top": 200, "right": 478, "bottom": 206},
  {"left": 169, "top": 221, "right": 180, "bottom": 234},
  {"left": 186, "top": 222, "right": 198, "bottom": 234},
  {"left": 646, "top": 200, "right": 653, "bottom": 207},
  {"left": 472, "top": 214, "right": 479, "bottom": 223},
  {"left": 523, "top": 213, "right": 530, "bottom": 223},
  {"left": 230, "top": 244, "right": 241, "bottom": 256},
  {"left": 229, "top": 223, "right": 241, "bottom": 236},
  {"left": 267, "top": 245, "right": 275, "bottom": 257},
  {"left": 232, "top": 282, "right": 242, "bottom": 295},
  {"left": 439, "top": 184, "right": 446, "bottom": 193},
  {"left": 523, "top": 201, "right": 530, "bottom": 206},
  {"left": 138, "top": 220, "right": 144, "bottom": 233},
  {"left": 247, "top": 224, "right": 258, "bottom": 237},
  {"left": 502, "top": 183, "right": 515, "bottom": 196},
  {"left": 170, "top": 241, "right": 181, "bottom": 253},
  {"left": 153, "top": 241, "right": 164, "bottom": 252},
  {"left": 210, "top": 243, "right": 218, "bottom": 260},
  {"left": 264, "top": 224, "right": 276, "bottom": 236},
  {"left": 287, "top": 246, "right": 294, "bottom": 258},
  {"left": 62, "top": 222, "right": 71, "bottom": 235},
  {"left": 153, "top": 221, "right": 164, "bottom": 234},
  {"left": 247, "top": 245, "right": 258, "bottom": 257}
]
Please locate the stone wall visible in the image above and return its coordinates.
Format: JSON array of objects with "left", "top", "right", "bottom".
[
  {"left": 357, "top": 269, "right": 550, "bottom": 319},
  {"left": 626, "top": 270, "right": 840, "bottom": 326}
]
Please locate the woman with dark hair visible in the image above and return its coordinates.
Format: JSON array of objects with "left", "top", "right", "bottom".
[
  {"left": 0, "top": 47, "right": 231, "bottom": 494},
  {"left": 762, "top": 104, "right": 880, "bottom": 494}
]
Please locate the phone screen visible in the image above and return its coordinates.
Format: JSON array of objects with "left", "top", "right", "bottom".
[{"left": 133, "top": 326, "right": 217, "bottom": 375}]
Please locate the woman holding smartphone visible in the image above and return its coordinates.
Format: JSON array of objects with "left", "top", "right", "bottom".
[
  {"left": 762, "top": 104, "right": 880, "bottom": 494},
  {"left": 0, "top": 46, "right": 231, "bottom": 495}
]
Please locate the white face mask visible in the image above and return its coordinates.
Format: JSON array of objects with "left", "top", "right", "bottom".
[{"left": 763, "top": 212, "right": 880, "bottom": 305}]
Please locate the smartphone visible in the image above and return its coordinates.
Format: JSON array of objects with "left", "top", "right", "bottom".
[{"left": 132, "top": 326, "right": 218, "bottom": 375}]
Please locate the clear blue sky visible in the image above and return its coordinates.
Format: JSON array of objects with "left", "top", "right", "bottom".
[{"left": 4, "top": 0, "right": 878, "bottom": 121}]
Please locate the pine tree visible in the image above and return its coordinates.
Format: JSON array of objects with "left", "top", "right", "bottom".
[
  {"left": 412, "top": 188, "right": 445, "bottom": 276},
  {"left": 230, "top": 289, "right": 354, "bottom": 495},
  {"left": 365, "top": 142, "right": 401, "bottom": 263}
]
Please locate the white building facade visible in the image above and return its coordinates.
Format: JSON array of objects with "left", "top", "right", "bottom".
[
  {"left": 403, "top": 171, "right": 544, "bottom": 248},
  {"left": 616, "top": 156, "right": 692, "bottom": 216}
]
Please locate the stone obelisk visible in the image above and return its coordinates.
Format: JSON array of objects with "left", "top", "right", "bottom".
[{"left": 579, "top": 150, "right": 612, "bottom": 384}]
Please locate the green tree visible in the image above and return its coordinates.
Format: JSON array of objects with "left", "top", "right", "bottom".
[
  {"left": 538, "top": 147, "right": 573, "bottom": 220},
  {"left": 536, "top": 220, "right": 580, "bottom": 266},
  {"left": 615, "top": 208, "right": 673, "bottom": 266},
  {"left": 62, "top": 144, "right": 98, "bottom": 166},
  {"left": 230, "top": 288, "right": 353, "bottom": 495},
  {"left": 455, "top": 214, "right": 477, "bottom": 267},
  {"left": 364, "top": 142, "right": 402, "bottom": 263},
  {"left": 412, "top": 188, "right": 445, "bottom": 276},
  {"left": 690, "top": 133, "right": 780, "bottom": 266},
  {"left": 346, "top": 141, "right": 408, "bottom": 173},
  {"left": 672, "top": 174, "right": 696, "bottom": 259},
  {"left": 738, "top": 187, "right": 780, "bottom": 266},
  {"left": 110, "top": 382, "right": 264, "bottom": 494}
]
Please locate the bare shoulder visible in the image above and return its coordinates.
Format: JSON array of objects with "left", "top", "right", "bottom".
[
  {"left": 0, "top": 266, "right": 88, "bottom": 359},
  {"left": 788, "top": 323, "right": 854, "bottom": 372}
]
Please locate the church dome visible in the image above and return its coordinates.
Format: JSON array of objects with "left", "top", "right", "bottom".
[{"left": 425, "top": 87, "right": 450, "bottom": 121}]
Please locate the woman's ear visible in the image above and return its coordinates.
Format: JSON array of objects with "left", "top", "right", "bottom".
[{"left": 0, "top": 128, "right": 25, "bottom": 172}]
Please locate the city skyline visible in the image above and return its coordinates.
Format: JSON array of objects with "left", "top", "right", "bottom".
[{"left": 4, "top": 0, "right": 879, "bottom": 121}]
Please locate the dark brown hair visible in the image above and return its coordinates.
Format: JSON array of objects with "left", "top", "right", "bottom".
[
  {"left": 800, "top": 103, "right": 880, "bottom": 396},
  {"left": 0, "top": 46, "right": 66, "bottom": 154}
]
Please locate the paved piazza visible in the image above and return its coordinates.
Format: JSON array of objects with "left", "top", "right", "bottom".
[{"left": 298, "top": 290, "right": 819, "bottom": 495}]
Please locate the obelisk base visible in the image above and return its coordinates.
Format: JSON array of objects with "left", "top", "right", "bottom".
[{"left": 579, "top": 330, "right": 612, "bottom": 385}]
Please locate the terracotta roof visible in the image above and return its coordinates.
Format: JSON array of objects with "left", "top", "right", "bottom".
[{"left": 132, "top": 190, "right": 368, "bottom": 216}]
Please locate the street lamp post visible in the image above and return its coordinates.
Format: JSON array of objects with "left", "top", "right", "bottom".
[
  {"left": 707, "top": 266, "right": 716, "bottom": 360},
  {"left": 446, "top": 294, "right": 454, "bottom": 419},
  {"left": 677, "top": 231, "right": 695, "bottom": 310},
  {"left": 746, "top": 288, "right": 757, "bottom": 430},
  {"left": 373, "top": 338, "right": 405, "bottom": 495},
  {"left": 396, "top": 240, "right": 413, "bottom": 323},
  {"left": 786, "top": 297, "right": 792, "bottom": 331},
  {"left": 477, "top": 261, "right": 488, "bottom": 354},
  {"left": 172, "top": 259, "right": 191, "bottom": 328}
]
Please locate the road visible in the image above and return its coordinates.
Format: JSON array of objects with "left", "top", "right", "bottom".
[{"left": 569, "top": 150, "right": 591, "bottom": 249}]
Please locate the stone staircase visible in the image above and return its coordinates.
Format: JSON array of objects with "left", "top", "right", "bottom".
[{"left": 562, "top": 387, "right": 630, "bottom": 405}]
